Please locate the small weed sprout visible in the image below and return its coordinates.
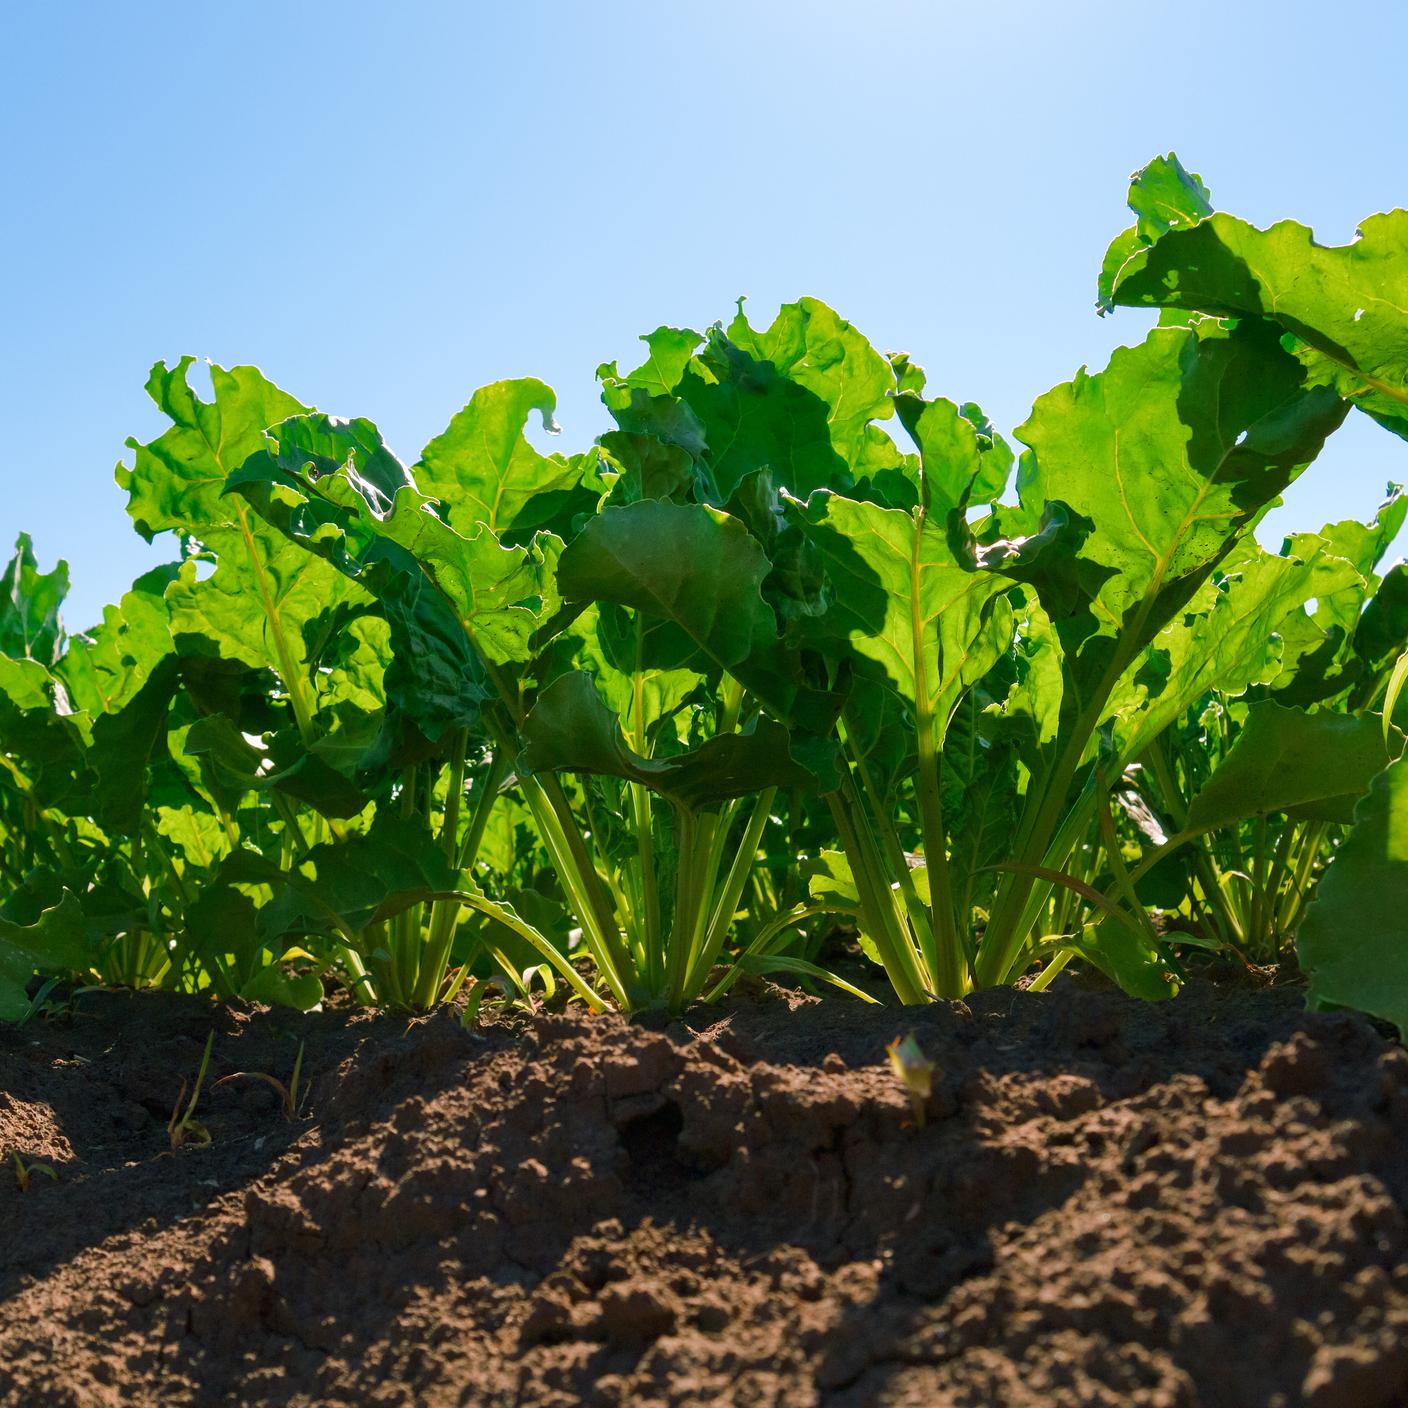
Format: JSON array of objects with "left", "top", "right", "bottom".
[
  {"left": 11, "top": 1150, "right": 57, "bottom": 1192},
  {"left": 168, "top": 1030, "right": 215, "bottom": 1151},
  {"left": 14, "top": 977, "right": 64, "bottom": 1029},
  {"left": 886, "top": 1032, "right": 935, "bottom": 1129},
  {"left": 214, "top": 1039, "right": 307, "bottom": 1122}
]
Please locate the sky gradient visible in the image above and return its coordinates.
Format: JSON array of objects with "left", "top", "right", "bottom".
[{"left": 5, "top": 1, "right": 1407, "bottom": 628}]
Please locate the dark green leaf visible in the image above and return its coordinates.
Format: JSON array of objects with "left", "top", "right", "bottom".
[
  {"left": 1187, "top": 702, "right": 1400, "bottom": 830},
  {"left": 1298, "top": 758, "right": 1408, "bottom": 1037},
  {"left": 520, "top": 670, "right": 838, "bottom": 810}
]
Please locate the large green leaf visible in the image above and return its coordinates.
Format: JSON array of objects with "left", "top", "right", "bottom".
[
  {"left": 0, "top": 893, "right": 87, "bottom": 1022},
  {"left": 1352, "top": 562, "right": 1408, "bottom": 683},
  {"left": 0, "top": 655, "right": 53, "bottom": 716},
  {"left": 0, "top": 659, "right": 90, "bottom": 814},
  {"left": 941, "top": 685, "right": 1018, "bottom": 912},
  {"left": 1106, "top": 199, "right": 1408, "bottom": 437},
  {"left": 84, "top": 655, "right": 182, "bottom": 836},
  {"left": 893, "top": 393, "right": 1013, "bottom": 514},
  {"left": 414, "top": 378, "right": 602, "bottom": 542},
  {"left": 119, "top": 359, "right": 309, "bottom": 539},
  {"left": 556, "top": 500, "right": 811, "bottom": 719},
  {"left": 712, "top": 298, "right": 902, "bottom": 488},
  {"left": 1010, "top": 320, "right": 1348, "bottom": 714},
  {"left": 226, "top": 420, "right": 505, "bottom": 741},
  {"left": 182, "top": 884, "right": 324, "bottom": 1010},
  {"left": 599, "top": 325, "right": 702, "bottom": 399},
  {"left": 55, "top": 564, "right": 177, "bottom": 717},
  {"left": 598, "top": 429, "right": 699, "bottom": 506},
  {"left": 260, "top": 413, "right": 554, "bottom": 666},
  {"left": 228, "top": 811, "right": 466, "bottom": 941},
  {"left": 1069, "top": 917, "right": 1181, "bottom": 1002},
  {"left": 558, "top": 500, "right": 771, "bottom": 666},
  {"left": 0, "top": 606, "right": 181, "bottom": 833},
  {"left": 120, "top": 361, "right": 370, "bottom": 723},
  {"left": 182, "top": 714, "right": 369, "bottom": 821},
  {"left": 1284, "top": 490, "right": 1408, "bottom": 631},
  {"left": 1298, "top": 758, "right": 1408, "bottom": 1037},
  {"left": 520, "top": 670, "right": 836, "bottom": 811},
  {"left": 1096, "top": 153, "right": 1214, "bottom": 314},
  {"left": 605, "top": 299, "right": 904, "bottom": 502},
  {"left": 796, "top": 491, "right": 1014, "bottom": 738},
  {"left": 1187, "top": 702, "right": 1400, "bottom": 831},
  {"left": 165, "top": 540, "right": 367, "bottom": 686},
  {"left": 1109, "top": 544, "right": 1365, "bottom": 766},
  {"left": 155, "top": 802, "right": 234, "bottom": 872},
  {"left": 544, "top": 604, "right": 704, "bottom": 745}
]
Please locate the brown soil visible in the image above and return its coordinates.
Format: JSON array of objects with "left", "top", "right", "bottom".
[{"left": 2, "top": 975, "right": 1406, "bottom": 1408}]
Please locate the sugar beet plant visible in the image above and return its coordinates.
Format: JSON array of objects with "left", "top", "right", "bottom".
[{"left": 4, "top": 154, "right": 1408, "bottom": 1029}]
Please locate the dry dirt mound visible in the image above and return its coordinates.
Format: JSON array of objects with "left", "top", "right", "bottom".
[{"left": 2, "top": 979, "right": 1406, "bottom": 1407}]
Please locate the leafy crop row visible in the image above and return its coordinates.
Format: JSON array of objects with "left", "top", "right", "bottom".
[{"left": 4, "top": 155, "right": 1408, "bottom": 1031}]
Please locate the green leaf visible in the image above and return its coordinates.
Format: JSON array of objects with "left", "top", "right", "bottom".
[
  {"left": 600, "top": 325, "right": 703, "bottom": 399},
  {"left": 544, "top": 603, "right": 704, "bottom": 743},
  {"left": 1186, "top": 702, "right": 1400, "bottom": 830},
  {"left": 229, "top": 811, "right": 461, "bottom": 941},
  {"left": 121, "top": 361, "right": 371, "bottom": 736},
  {"left": 942, "top": 686, "right": 1018, "bottom": 909},
  {"left": 719, "top": 298, "right": 900, "bottom": 479},
  {"left": 893, "top": 393, "right": 1013, "bottom": 513},
  {"left": 182, "top": 884, "right": 324, "bottom": 1008},
  {"left": 659, "top": 298, "right": 903, "bottom": 501},
  {"left": 556, "top": 500, "right": 819, "bottom": 720},
  {"left": 239, "top": 962, "right": 324, "bottom": 1011},
  {"left": 1011, "top": 320, "right": 1348, "bottom": 714},
  {"left": 0, "top": 893, "right": 87, "bottom": 1022},
  {"left": 414, "top": 378, "right": 603, "bottom": 542},
  {"left": 1126, "top": 153, "right": 1214, "bottom": 244},
  {"left": 118, "top": 359, "right": 309, "bottom": 540},
  {"left": 260, "top": 413, "right": 555, "bottom": 666},
  {"left": 1284, "top": 489, "right": 1408, "bottom": 629},
  {"left": 520, "top": 670, "right": 837, "bottom": 810},
  {"left": 0, "top": 660, "right": 90, "bottom": 815},
  {"left": 85, "top": 655, "right": 181, "bottom": 836},
  {"left": 155, "top": 803, "right": 234, "bottom": 871},
  {"left": 182, "top": 715, "right": 369, "bottom": 821},
  {"left": 1298, "top": 758, "right": 1408, "bottom": 1037},
  {"left": 559, "top": 501, "right": 772, "bottom": 667},
  {"left": 722, "top": 469, "right": 832, "bottom": 621},
  {"left": 1069, "top": 918, "right": 1181, "bottom": 1002},
  {"left": 796, "top": 491, "right": 1013, "bottom": 738},
  {"left": 55, "top": 564, "right": 177, "bottom": 717},
  {"left": 1106, "top": 204, "right": 1408, "bottom": 437},
  {"left": 166, "top": 538, "right": 368, "bottom": 690},
  {"left": 0, "top": 534, "right": 68, "bottom": 665},
  {"left": 598, "top": 430, "right": 698, "bottom": 505},
  {"left": 1110, "top": 544, "right": 1364, "bottom": 767},
  {"left": 807, "top": 848, "right": 881, "bottom": 966},
  {"left": 1354, "top": 562, "right": 1408, "bottom": 680},
  {"left": 227, "top": 420, "right": 504, "bottom": 742},
  {"left": 1097, "top": 153, "right": 1214, "bottom": 314},
  {"left": 0, "top": 655, "right": 54, "bottom": 715},
  {"left": 842, "top": 673, "right": 917, "bottom": 801}
]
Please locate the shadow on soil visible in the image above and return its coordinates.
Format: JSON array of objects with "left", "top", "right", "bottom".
[{"left": 3, "top": 977, "right": 1406, "bottom": 1408}]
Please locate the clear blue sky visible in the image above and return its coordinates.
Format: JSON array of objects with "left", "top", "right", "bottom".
[{"left": 4, "top": 1, "right": 1406, "bottom": 629}]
